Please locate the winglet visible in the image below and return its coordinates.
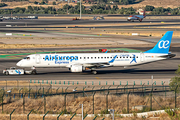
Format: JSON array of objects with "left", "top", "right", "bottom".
[{"left": 105, "top": 50, "right": 108, "bottom": 53}]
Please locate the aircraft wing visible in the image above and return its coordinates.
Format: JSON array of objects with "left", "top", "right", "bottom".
[
  {"left": 68, "top": 55, "right": 117, "bottom": 69},
  {"left": 82, "top": 62, "right": 110, "bottom": 68}
]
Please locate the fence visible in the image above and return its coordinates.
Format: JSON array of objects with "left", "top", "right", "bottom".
[
  {"left": 0, "top": 79, "right": 168, "bottom": 90},
  {"left": 0, "top": 81, "right": 179, "bottom": 117}
]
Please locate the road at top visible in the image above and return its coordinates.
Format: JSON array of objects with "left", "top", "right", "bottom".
[{"left": 0, "top": 19, "right": 179, "bottom": 27}]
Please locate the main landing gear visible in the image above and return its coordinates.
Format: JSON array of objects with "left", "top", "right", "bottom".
[
  {"left": 31, "top": 66, "right": 37, "bottom": 75},
  {"left": 91, "top": 70, "right": 97, "bottom": 75},
  {"left": 31, "top": 70, "right": 37, "bottom": 75}
]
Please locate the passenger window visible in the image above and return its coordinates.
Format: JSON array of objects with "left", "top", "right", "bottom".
[
  {"left": 95, "top": 57, "right": 96, "bottom": 59},
  {"left": 80, "top": 57, "right": 82, "bottom": 59},
  {"left": 107, "top": 57, "right": 109, "bottom": 59},
  {"left": 87, "top": 57, "right": 89, "bottom": 59},
  {"left": 101, "top": 57, "right": 103, "bottom": 59},
  {"left": 104, "top": 57, "right": 106, "bottom": 59},
  {"left": 98, "top": 57, "right": 100, "bottom": 59},
  {"left": 91, "top": 57, "right": 93, "bottom": 59},
  {"left": 84, "top": 57, "right": 86, "bottom": 59},
  {"left": 137, "top": 56, "right": 138, "bottom": 58}
]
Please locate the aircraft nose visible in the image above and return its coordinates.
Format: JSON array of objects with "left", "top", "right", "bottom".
[{"left": 16, "top": 60, "right": 23, "bottom": 67}]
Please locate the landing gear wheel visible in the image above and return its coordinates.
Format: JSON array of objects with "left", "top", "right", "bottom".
[
  {"left": 92, "top": 70, "right": 97, "bottom": 75},
  {"left": 5, "top": 71, "right": 9, "bottom": 75},
  {"left": 32, "top": 70, "right": 37, "bottom": 75}
]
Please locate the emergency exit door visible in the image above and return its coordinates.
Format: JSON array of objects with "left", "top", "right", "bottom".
[
  {"left": 140, "top": 53, "right": 144, "bottom": 62},
  {"left": 36, "top": 54, "right": 41, "bottom": 64}
]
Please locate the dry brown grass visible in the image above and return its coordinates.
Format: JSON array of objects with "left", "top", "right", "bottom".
[
  {"left": 1, "top": 0, "right": 180, "bottom": 9},
  {"left": 0, "top": 114, "right": 159, "bottom": 120},
  {"left": 0, "top": 94, "right": 177, "bottom": 115},
  {"left": 0, "top": 43, "right": 110, "bottom": 49},
  {"left": 2, "top": 0, "right": 180, "bottom": 10},
  {"left": 103, "top": 30, "right": 180, "bottom": 37}
]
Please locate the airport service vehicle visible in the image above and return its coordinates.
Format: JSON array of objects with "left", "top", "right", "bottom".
[
  {"left": 127, "top": 10, "right": 146, "bottom": 22},
  {"left": 3, "top": 67, "right": 24, "bottom": 75},
  {"left": 16, "top": 31, "right": 175, "bottom": 75},
  {"left": 93, "top": 16, "right": 104, "bottom": 20}
]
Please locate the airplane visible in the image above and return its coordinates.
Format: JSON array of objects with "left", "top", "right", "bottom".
[
  {"left": 127, "top": 10, "right": 146, "bottom": 22},
  {"left": 16, "top": 31, "right": 175, "bottom": 75}
]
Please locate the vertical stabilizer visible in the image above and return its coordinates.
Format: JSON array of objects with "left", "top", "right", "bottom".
[
  {"left": 144, "top": 31, "right": 173, "bottom": 54},
  {"left": 143, "top": 10, "right": 146, "bottom": 18}
]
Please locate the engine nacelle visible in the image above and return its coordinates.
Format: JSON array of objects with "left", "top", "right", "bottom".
[{"left": 70, "top": 65, "right": 85, "bottom": 72}]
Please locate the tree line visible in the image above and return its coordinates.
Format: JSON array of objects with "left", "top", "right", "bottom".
[
  {"left": 0, "top": 0, "right": 142, "bottom": 5},
  {"left": 1, "top": 0, "right": 28, "bottom": 2},
  {"left": 145, "top": 5, "right": 177, "bottom": 15},
  {"left": 0, "top": 4, "right": 180, "bottom": 15},
  {"left": 0, "top": 3, "right": 7, "bottom": 7}
]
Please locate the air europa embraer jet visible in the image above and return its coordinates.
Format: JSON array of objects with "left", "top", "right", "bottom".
[{"left": 16, "top": 31, "right": 175, "bottom": 75}]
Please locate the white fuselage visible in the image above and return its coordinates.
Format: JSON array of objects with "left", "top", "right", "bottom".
[{"left": 16, "top": 52, "right": 168, "bottom": 68}]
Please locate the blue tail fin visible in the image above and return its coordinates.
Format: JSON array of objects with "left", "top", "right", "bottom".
[{"left": 144, "top": 31, "right": 173, "bottom": 54}]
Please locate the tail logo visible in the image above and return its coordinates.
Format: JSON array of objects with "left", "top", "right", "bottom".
[{"left": 158, "top": 40, "right": 169, "bottom": 49}]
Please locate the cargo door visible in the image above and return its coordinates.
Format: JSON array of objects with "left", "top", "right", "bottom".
[{"left": 140, "top": 53, "right": 144, "bottom": 62}]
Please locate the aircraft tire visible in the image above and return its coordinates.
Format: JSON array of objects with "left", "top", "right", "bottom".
[
  {"left": 92, "top": 70, "right": 97, "bottom": 75},
  {"left": 5, "top": 71, "right": 9, "bottom": 75},
  {"left": 32, "top": 70, "right": 37, "bottom": 75}
]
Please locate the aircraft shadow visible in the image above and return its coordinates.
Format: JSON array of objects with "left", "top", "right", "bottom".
[{"left": 29, "top": 68, "right": 177, "bottom": 75}]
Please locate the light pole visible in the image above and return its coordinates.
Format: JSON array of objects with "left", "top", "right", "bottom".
[
  {"left": 108, "top": 109, "right": 115, "bottom": 120},
  {"left": 80, "top": 0, "right": 81, "bottom": 19},
  {"left": 80, "top": 104, "right": 83, "bottom": 120}
]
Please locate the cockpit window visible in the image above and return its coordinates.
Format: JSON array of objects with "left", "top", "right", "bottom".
[{"left": 24, "top": 57, "right": 30, "bottom": 60}]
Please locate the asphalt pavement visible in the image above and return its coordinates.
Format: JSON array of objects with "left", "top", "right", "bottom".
[{"left": 0, "top": 18, "right": 179, "bottom": 85}]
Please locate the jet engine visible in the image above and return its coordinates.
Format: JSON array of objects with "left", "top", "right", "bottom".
[{"left": 70, "top": 65, "right": 85, "bottom": 72}]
